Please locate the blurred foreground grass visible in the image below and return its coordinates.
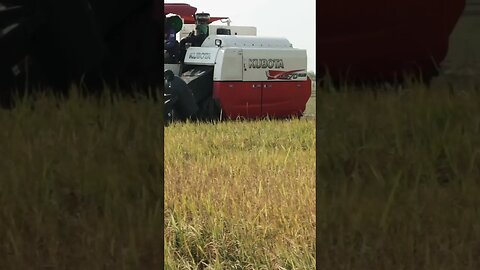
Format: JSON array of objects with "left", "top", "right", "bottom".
[
  {"left": 165, "top": 120, "right": 315, "bottom": 269},
  {"left": 317, "top": 80, "right": 480, "bottom": 269},
  {"left": 0, "top": 89, "right": 162, "bottom": 269}
]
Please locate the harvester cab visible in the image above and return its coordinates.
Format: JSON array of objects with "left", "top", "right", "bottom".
[{"left": 163, "top": 3, "right": 311, "bottom": 123}]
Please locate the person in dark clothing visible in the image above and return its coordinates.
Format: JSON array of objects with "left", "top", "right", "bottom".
[
  {"left": 164, "top": 27, "right": 181, "bottom": 63},
  {"left": 179, "top": 12, "right": 210, "bottom": 61},
  {"left": 164, "top": 15, "right": 182, "bottom": 63}
]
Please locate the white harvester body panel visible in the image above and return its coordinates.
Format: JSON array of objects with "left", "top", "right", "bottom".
[
  {"left": 241, "top": 48, "right": 307, "bottom": 81},
  {"left": 201, "top": 35, "right": 292, "bottom": 48},
  {"left": 183, "top": 35, "right": 308, "bottom": 82},
  {"left": 213, "top": 48, "right": 243, "bottom": 81},
  {"left": 180, "top": 24, "right": 257, "bottom": 40}
]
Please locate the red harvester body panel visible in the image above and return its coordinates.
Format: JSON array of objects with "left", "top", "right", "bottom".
[{"left": 213, "top": 80, "right": 311, "bottom": 119}]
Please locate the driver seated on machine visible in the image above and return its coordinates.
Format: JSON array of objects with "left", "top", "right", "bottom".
[{"left": 179, "top": 13, "right": 210, "bottom": 62}]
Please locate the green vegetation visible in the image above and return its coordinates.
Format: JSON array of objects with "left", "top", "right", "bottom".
[
  {"left": 165, "top": 120, "right": 315, "bottom": 269},
  {"left": 0, "top": 89, "right": 162, "bottom": 269},
  {"left": 317, "top": 80, "right": 480, "bottom": 269}
]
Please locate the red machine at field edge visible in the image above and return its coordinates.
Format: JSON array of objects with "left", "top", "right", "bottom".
[{"left": 317, "top": 0, "right": 466, "bottom": 82}]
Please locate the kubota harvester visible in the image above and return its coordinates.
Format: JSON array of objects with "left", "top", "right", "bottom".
[{"left": 164, "top": 4, "right": 312, "bottom": 122}]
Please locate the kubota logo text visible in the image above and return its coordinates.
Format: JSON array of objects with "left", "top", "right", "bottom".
[
  {"left": 188, "top": 52, "right": 212, "bottom": 60},
  {"left": 248, "top": 59, "right": 284, "bottom": 69}
]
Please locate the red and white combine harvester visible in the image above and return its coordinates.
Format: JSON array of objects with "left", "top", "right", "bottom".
[{"left": 163, "top": 3, "right": 311, "bottom": 122}]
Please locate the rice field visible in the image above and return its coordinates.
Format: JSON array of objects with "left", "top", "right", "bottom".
[
  {"left": 316, "top": 19, "right": 480, "bottom": 270},
  {"left": 164, "top": 119, "right": 316, "bottom": 269},
  {"left": 1, "top": 18, "right": 479, "bottom": 269},
  {"left": 0, "top": 89, "right": 163, "bottom": 269},
  {"left": 317, "top": 78, "right": 480, "bottom": 269}
]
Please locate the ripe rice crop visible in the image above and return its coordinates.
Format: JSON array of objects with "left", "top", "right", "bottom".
[
  {"left": 317, "top": 78, "right": 480, "bottom": 269},
  {"left": 0, "top": 88, "right": 163, "bottom": 269},
  {"left": 164, "top": 119, "right": 316, "bottom": 269}
]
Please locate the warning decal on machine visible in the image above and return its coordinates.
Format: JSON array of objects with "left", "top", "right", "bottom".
[{"left": 266, "top": 69, "right": 307, "bottom": 80}]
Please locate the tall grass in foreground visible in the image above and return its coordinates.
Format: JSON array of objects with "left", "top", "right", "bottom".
[
  {"left": 0, "top": 89, "right": 162, "bottom": 269},
  {"left": 165, "top": 120, "right": 316, "bottom": 269},
  {"left": 318, "top": 81, "right": 480, "bottom": 269}
]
